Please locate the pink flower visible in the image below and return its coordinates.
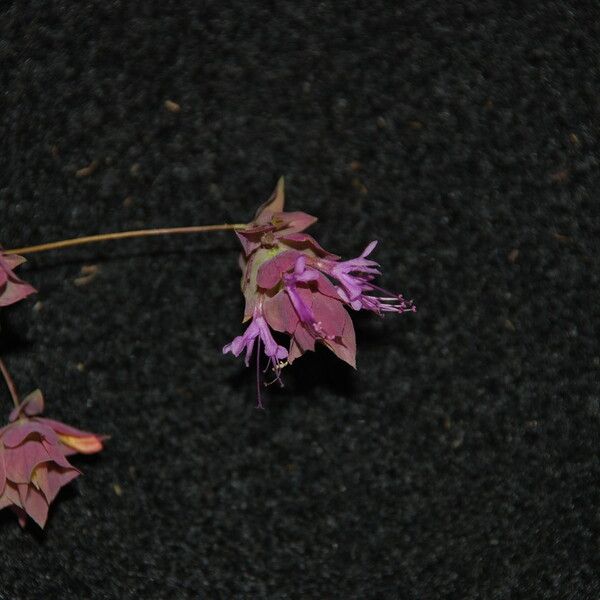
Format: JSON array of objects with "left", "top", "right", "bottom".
[
  {"left": 0, "top": 251, "right": 36, "bottom": 307},
  {"left": 224, "top": 178, "right": 415, "bottom": 403},
  {"left": 0, "top": 389, "right": 104, "bottom": 528}
]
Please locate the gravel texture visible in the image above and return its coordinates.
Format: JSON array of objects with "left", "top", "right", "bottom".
[{"left": 1, "top": 2, "right": 598, "bottom": 598}]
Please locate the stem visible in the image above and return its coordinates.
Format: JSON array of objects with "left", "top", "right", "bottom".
[
  {"left": 0, "top": 357, "right": 20, "bottom": 409},
  {"left": 3, "top": 223, "right": 247, "bottom": 256}
]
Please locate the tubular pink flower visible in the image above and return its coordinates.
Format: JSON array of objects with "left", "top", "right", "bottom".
[
  {"left": 320, "top": 241, "right": 416, "bottom": 315},
  {"left": 223, "top": 311, "right": 288, "bottom": 367},
  {"left": 328, "top": 240, "right": 381, "bottom": 302},
  {"left": 0, "top": 389, "right": 105, "bottom": 528},
  {"left": 223, "top": 307, "right": 289, "bottom": 407}
]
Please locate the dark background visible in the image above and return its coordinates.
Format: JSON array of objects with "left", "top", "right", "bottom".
[{"left": 1, "top": 2, "right": 599, "bottom": 598}]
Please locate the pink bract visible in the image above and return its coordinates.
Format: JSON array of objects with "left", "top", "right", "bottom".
[
  {"left": 0, "top": 389, "right": 105, "bottom": 528},
  {"left": 0, "top": 251, "right": 36, "bottom": 308}
]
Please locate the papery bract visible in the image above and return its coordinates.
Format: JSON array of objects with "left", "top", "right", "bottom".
[
  {"left": 0, "top": 251, "right": 36, "bottom": 308},
  {"left": 0, "top": 389, "right": 104, "bottom": 528},
  {"left": 223, "top": 178, "right": 415, "bottom": 402}
]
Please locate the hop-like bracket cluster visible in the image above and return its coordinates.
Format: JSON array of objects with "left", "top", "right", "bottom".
[{"left": 224, "top": 179, "right": 415, "bottom": 404}]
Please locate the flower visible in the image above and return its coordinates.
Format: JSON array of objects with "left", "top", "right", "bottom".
[
  {"left": 224, "top": 178, "right": 415, "bottom": 403},
  {"left": 0, "top": 388, "right": 104, "bottom": 528},
  {"left": 0, "top": 251, "right": 36, "bottom": 307}
]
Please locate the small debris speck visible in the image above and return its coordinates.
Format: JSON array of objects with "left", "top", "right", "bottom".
[
  {"left": 351, "top": 177, "right": 368, "bottom": 195},
  {"left": 164, "top": 99, "right": 181, "bottom": 113},
  {"left": 75, "top": 160, "right": 99, "bottom": 178},
  {"left": 549, "top": 169, "right": 569, "bottom": 184},
  {"left": 525, "top": 420, "right": 539, "bottom": 432},
  {"left": 450, "top": 430, "right": 465, "bottom": 449},
  {"left": 74, "top": 265, "right": 100, "bottom": 287}
]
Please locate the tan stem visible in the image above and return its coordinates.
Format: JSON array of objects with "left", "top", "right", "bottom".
[
  {"left": 4, "top": 223, "right": 247, "bottom": 256},
  {"left": 0, "top": 357, "right": 20, "bottom": 409}
]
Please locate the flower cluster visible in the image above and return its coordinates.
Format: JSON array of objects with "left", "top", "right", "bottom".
[
  {"left": 223, "top": 178, "right": 415, "bottom": 404},
  {"left": 0, "top": 389, "right": 104, "bottom": 528},
  {"left": 0, "top": 248, "right": 104, "bottom": 529}
]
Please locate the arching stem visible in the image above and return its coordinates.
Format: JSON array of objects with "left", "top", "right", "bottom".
[
  {"left": 4, "top": 223, "right": 247, "bottom": 256},
  {"left": 0, "top": 357, "right": 20, "bottom": 409}
]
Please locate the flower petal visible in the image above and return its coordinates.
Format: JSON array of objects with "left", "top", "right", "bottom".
[
  {"left": 22, "top": 389, "right": 45, "bottom": 416},
  {"left": 9, "top": 388, "right": 45, "bottom": 422},
  {"left": 0, "top": 481, "right": 22, "bottom": 510},
  {"left": 57, "top": 434, "right": 105, "bottom": 455},
  {"left": 47, "top": 466, "right": 80, "bottom": 503},
  {"left": 41, "top": 439, "right": 75, "bottom": 468},
  {"left": 289, "top": 322, "right": 317, "bottom": 360},
  {"left": 1, "top": 421, "right": 59, "bottom": 448},
  {"left": 315, "top": 273, "right": 342, "bottom": 300},
  {"left": 271, "top": 212, "right": 318, "bottom": 235},
  {"left": 4, "top": 438, "right": 52, "bottom": 483},
  {"left": 281, "top": 233, "right": 338, "bottom": 258},
  {"left": 253, "top": 176, "right": 286, "bottom": 223},
  {"left": 0, "top": 445, "right": 6, "bottom": 496},
  {"left": 312, "top": 294, "right": 347, "bottom": 339},
  {"left": 323, "top": 310, "right": 357, "bottom": 369},
  {"left": 0, "top": 253, "right": 27, "bottom": 269},
  {"left": 36, "top": 417, "right": 103, "bottom": 444},
  {"left": 1, "top": 421, "right": 58, "bottom": 448},
  {"left": 257, "top": 250, "right": 304, "bottom": 290},
  {"left": 287, "top": 338, "right": 303, "bottom": 364},
  {"left": 0, "top": 277, "right": 37, "bottom": 307},
  {"left": 37, "top": 464, "right": 80, "bottom": 503},
  {"left": 21, "top": 483, "right": 49, "bottom": 528},
  {"left": 263, "top": 290, "right": 299, "bottom": 335}
]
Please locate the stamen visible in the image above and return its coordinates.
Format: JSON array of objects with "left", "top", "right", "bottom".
[{"left": 264, "top": 359, "right": 287, "bottom": 387}]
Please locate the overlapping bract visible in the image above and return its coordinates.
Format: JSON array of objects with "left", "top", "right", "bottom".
[
  {"left": 224, "top": 179, "right": 415, "bottom": 397},
  {"left": 0, "top": 389, "right": 104, "bottom": 528},
  {"left": 0, "top": 252, "right": 36, "bottom": 308}
]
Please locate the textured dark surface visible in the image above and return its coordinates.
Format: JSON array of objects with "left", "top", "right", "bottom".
[{"left": 1, "top": 2, "right": 599, "bottom": 598}]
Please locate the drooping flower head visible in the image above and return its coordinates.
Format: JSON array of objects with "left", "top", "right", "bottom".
[
  {"left": 0, "top": 251, "right": 36, "bottom": 307},
  {"left": 0, "top": 389, "right": 105, "bottom": 528},
  {"left": 224, "top": 178, "right": 415, "bottom": 405}
]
